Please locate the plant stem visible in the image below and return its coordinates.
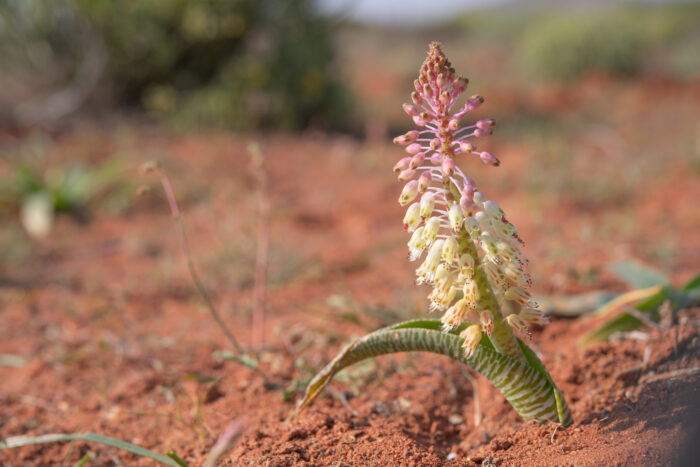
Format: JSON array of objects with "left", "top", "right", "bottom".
[
  {"left": 447, "top": 179, "right": 523, "bottom": 361},
  {"left": 157, "top": 171, "right": 244, "bottom": 355}
]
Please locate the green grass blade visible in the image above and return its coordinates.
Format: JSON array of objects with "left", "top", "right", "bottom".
[
  {"left": 609, "top": 260, "right": 670, "bottom": 289},
  {"left": 0, "top": 432, "right": 185, "bottom": 466},
  {"left": 293, "top": 320, "right": 572, "bottom": 426}
]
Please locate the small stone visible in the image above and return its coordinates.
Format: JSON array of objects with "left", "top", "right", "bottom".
[{"left": 448, "top": 414, "right": 464, "bottom": 425}]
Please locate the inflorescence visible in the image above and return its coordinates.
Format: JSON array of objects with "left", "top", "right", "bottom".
[{"left": 393, "top": 42, "right": 548, "bottom": 358}]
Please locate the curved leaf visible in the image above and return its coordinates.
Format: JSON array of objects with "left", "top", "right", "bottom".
[
  {"left": 293, "top": 320, "right": 572, "bottom": 426},
  {"left": 0, "top": 432, "right": 185, "bottom": 466}
]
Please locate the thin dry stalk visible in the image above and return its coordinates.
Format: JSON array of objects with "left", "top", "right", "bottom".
[
  {"left": 203, "top": 419, "right": 247, "bottom": 467},
  {"left": 142, "top": 162, "right": 276, "bottom": 389},
  {"left": 154, "top": 168, "right": 243, "bottom": 355},
  {"left": 461, "top": 368, "right": 482, "bottom": 427},
  {"left": 248, "top": 142, "right": 270, "bottom": 348}
]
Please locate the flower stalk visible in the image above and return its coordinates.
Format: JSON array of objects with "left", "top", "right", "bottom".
[{"left": 394, "top": 42, "right": 546, "bottom": 360}]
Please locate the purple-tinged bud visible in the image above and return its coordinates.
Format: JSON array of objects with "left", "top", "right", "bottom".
[
  {"left": 406, "top": 143, "right": 422, "bottom": 154},
  {"left": 393, "top": 157, "right": 411, "bottom": 173},
  {"left": 437, "top": 73, "right": 446, "bottom": 88},
  {"left": 465, "top": 95, "right": 484, "bottom": 111},
  {"left": 399, "top": 180, "right": 419, "bottom": 206},
  {"left": 439, "top": 91, "right": 450, "bottom": 105},
  {"left": 479, "top": 151, "right": 500, "bottom": 167},
  {"left": 460, "top": 141, "right": 475, "bottom": 153},
  {"left": 423, "top": 84, "right": 433, "bottom": 98},
  {"left": 412, "top": 115, "right": 426, "bottom": 126},
  {"left": 460, "top": 195, "right": 473, "bottom": 212},
  {"left": 418, "top": 171, "right": 432, "bottom": 192},
  {"left": 474, "top": 128, "right": 493, "bottom": 138},
  {"left": 448, "top": 119, "right": 459, "bottom": 131},
  {"left": 410, "top": 152, "right": 425, "bottom": 169},
  {"left": 411, "top": 91, "right": 423, "bottom": 106},
  {"left": 403, "top": 103, "right": 419, "bottom": 117},
  {"left": 453, "top": 77, "right": 469, "bottom": 94},
  {"left": 430, "top": 153, "right": 443, "bottom": 165},
  {"left": 414, "top": 79, "right": 422, "bottom": 93},
  {"left": 442, "top": 157, "right": 455, "bottom": 177},
  {"left": 464, "top": 175, "right": 476, "bottom": 194},
  {"left": 393, "top": 130, "right": 418, "bottom": 145},
  {"left": 398, "top": 168, "right": 417, "bottom": 181},
  {"left": 420, "top": 111, "right": 433, "bottom": 124},
  {"left": 476, "top": 118, "right": 496, "bottom": 129}
]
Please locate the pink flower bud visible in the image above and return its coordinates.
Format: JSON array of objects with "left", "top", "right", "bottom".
[
  {"left": 448, "top": 119, "right": 459, "bottom": 130},
  {"left": 429, "top": 138, "right": 440, "bottom": 150},
  {"left": 398, "top": 168, "right": 417, "bottom": 181},
  {"left": 465, "top": 95, "right": 484, "bottom": 111},
  {"left": 460, "top": 195, "right": 473, "bottom": 212},
  {"left": 393, "top": 157, "right": 411, "bottom": 173},
  {"left": 411, "top": 91, "right": 422, "bottom": 106},
  {"left": 418, "top": 171, "right": 432, "bottom": 192},
  {"left": 460, "top": 141, "right": 475, "bottom": 153},
  {"left": 414, "top": 80, "right": 422, "bottom": 93},
  {"left": 403, "top": 103, "right": 418, "bottom": 117},
  {"left": 430, "top": 153, "right": 443, "bottom": 165},
  {"left": 405, "top": 143, "right": 422, "bottom": 155},
  {"left": 409, "top": 152, "right": 425, "bottom": 169},
  {"left": 437, "top": 73, "right": 446, "bottom": 88},
  {"left": 439, "top": 91, "right": 450, "bottom": 105},
  {"left": 474, "top": 128, "right": 493, "bottom": 137},
  {"left": 423, "top": 84, "right": 433, "bottom": 98},
  {"left": 476, "top": 118, "right": 496, "bottom": 129},
  {"left": 453, "top": 77, "right": 469, "bottom": 94},
  {"left": 399, "top": 130, "right": 419, "bottom": 144},
  {"left": 442, "top": 157, "right": 455, "bottom": 177},
  {"left": 479, "top": 151, "right": 500, "bottom": 167},
  {"left": 412, "top": 115, "right": 426, "bottom": 126}
]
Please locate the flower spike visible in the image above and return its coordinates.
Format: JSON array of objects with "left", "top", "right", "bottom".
[{"left": 393, "top": 42, "right": 545, "bottom": 345}]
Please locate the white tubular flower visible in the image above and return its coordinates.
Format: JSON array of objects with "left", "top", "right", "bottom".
[
  {"left": 505, "top": 313, "right": 530, "bottom": 338},
  {"left": 504, "top": 263, "right": 528, "bottom": 287},
  {"left": 464, "top": 216, "right": 480, "bottom": 238},
  {"left": 480, "top": 231, "right": 499, "bottom": 256},
  {"left": 460, "top": 324, "right": 482, "bottom": 359},
  {"left": 520, "top": 308, "right": 549, "bottom": 325},
  {"left": 448, "top": 203, "right": 464, "bottom": 232},
  {"left": 423, "top": 217, "right": 441, "bottom": 244},
  {"left": 480, "top": 309, "right": 494, "bottom": 336},
  {"left": 441, "top": 299, "right": 469, "bottom": 331},
  {"left": 420, "top": 192, "right": 435, "bottom": 218},
  {"left": 399, "top": 180, "right": 419, "bottom": 206},
  {"left": 459, "top": 254, "right": 475, "bottom": 278},
  {"left": 407, "top": 226, "right": 427, "bottom": 261},
  {"left": 403, "top": 203, "right": 421, "bottom": 232},
  {"left": 474, "top": 211, "right": 492, "bottom": 231},
  {"left": 442, "top": 237, "right": 459, "bottom": 265},
  {"left": 416, "top": 240, "right": 444, "bottom": 284},
  {"left": 504, "top": 286, "right": 537, "bottom": 307},
  {"left": 496, "top": 241, "right": 519, "bottom": 263},
  {"left": 482, "top": 200, "right": 504, "bottom": 220},
  {"left": 463, "top": 278, "right": 478, "bottom": 309}
]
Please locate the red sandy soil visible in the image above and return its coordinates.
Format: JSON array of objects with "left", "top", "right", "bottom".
[{"left": 1, "top": 107, "right": 699, "bottom": 466}]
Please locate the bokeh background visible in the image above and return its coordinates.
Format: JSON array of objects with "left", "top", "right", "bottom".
[{"left": 1, "top": 1, "right": 700, "bottom": 464}]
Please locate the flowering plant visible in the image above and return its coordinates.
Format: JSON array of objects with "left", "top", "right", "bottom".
[{"left": 295, "top": 43, "right": 572, "bottom": 426}]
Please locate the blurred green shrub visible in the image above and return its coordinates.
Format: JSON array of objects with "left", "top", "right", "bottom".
[
  {"left": 519, "top": 5, "right": 700, "bottom": 81},
  {"left": 0, "top": 0, "right": 349, "bottom": 130},
  {"left": 520, "top": 14, "right": 646, "bottom": 80}
]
